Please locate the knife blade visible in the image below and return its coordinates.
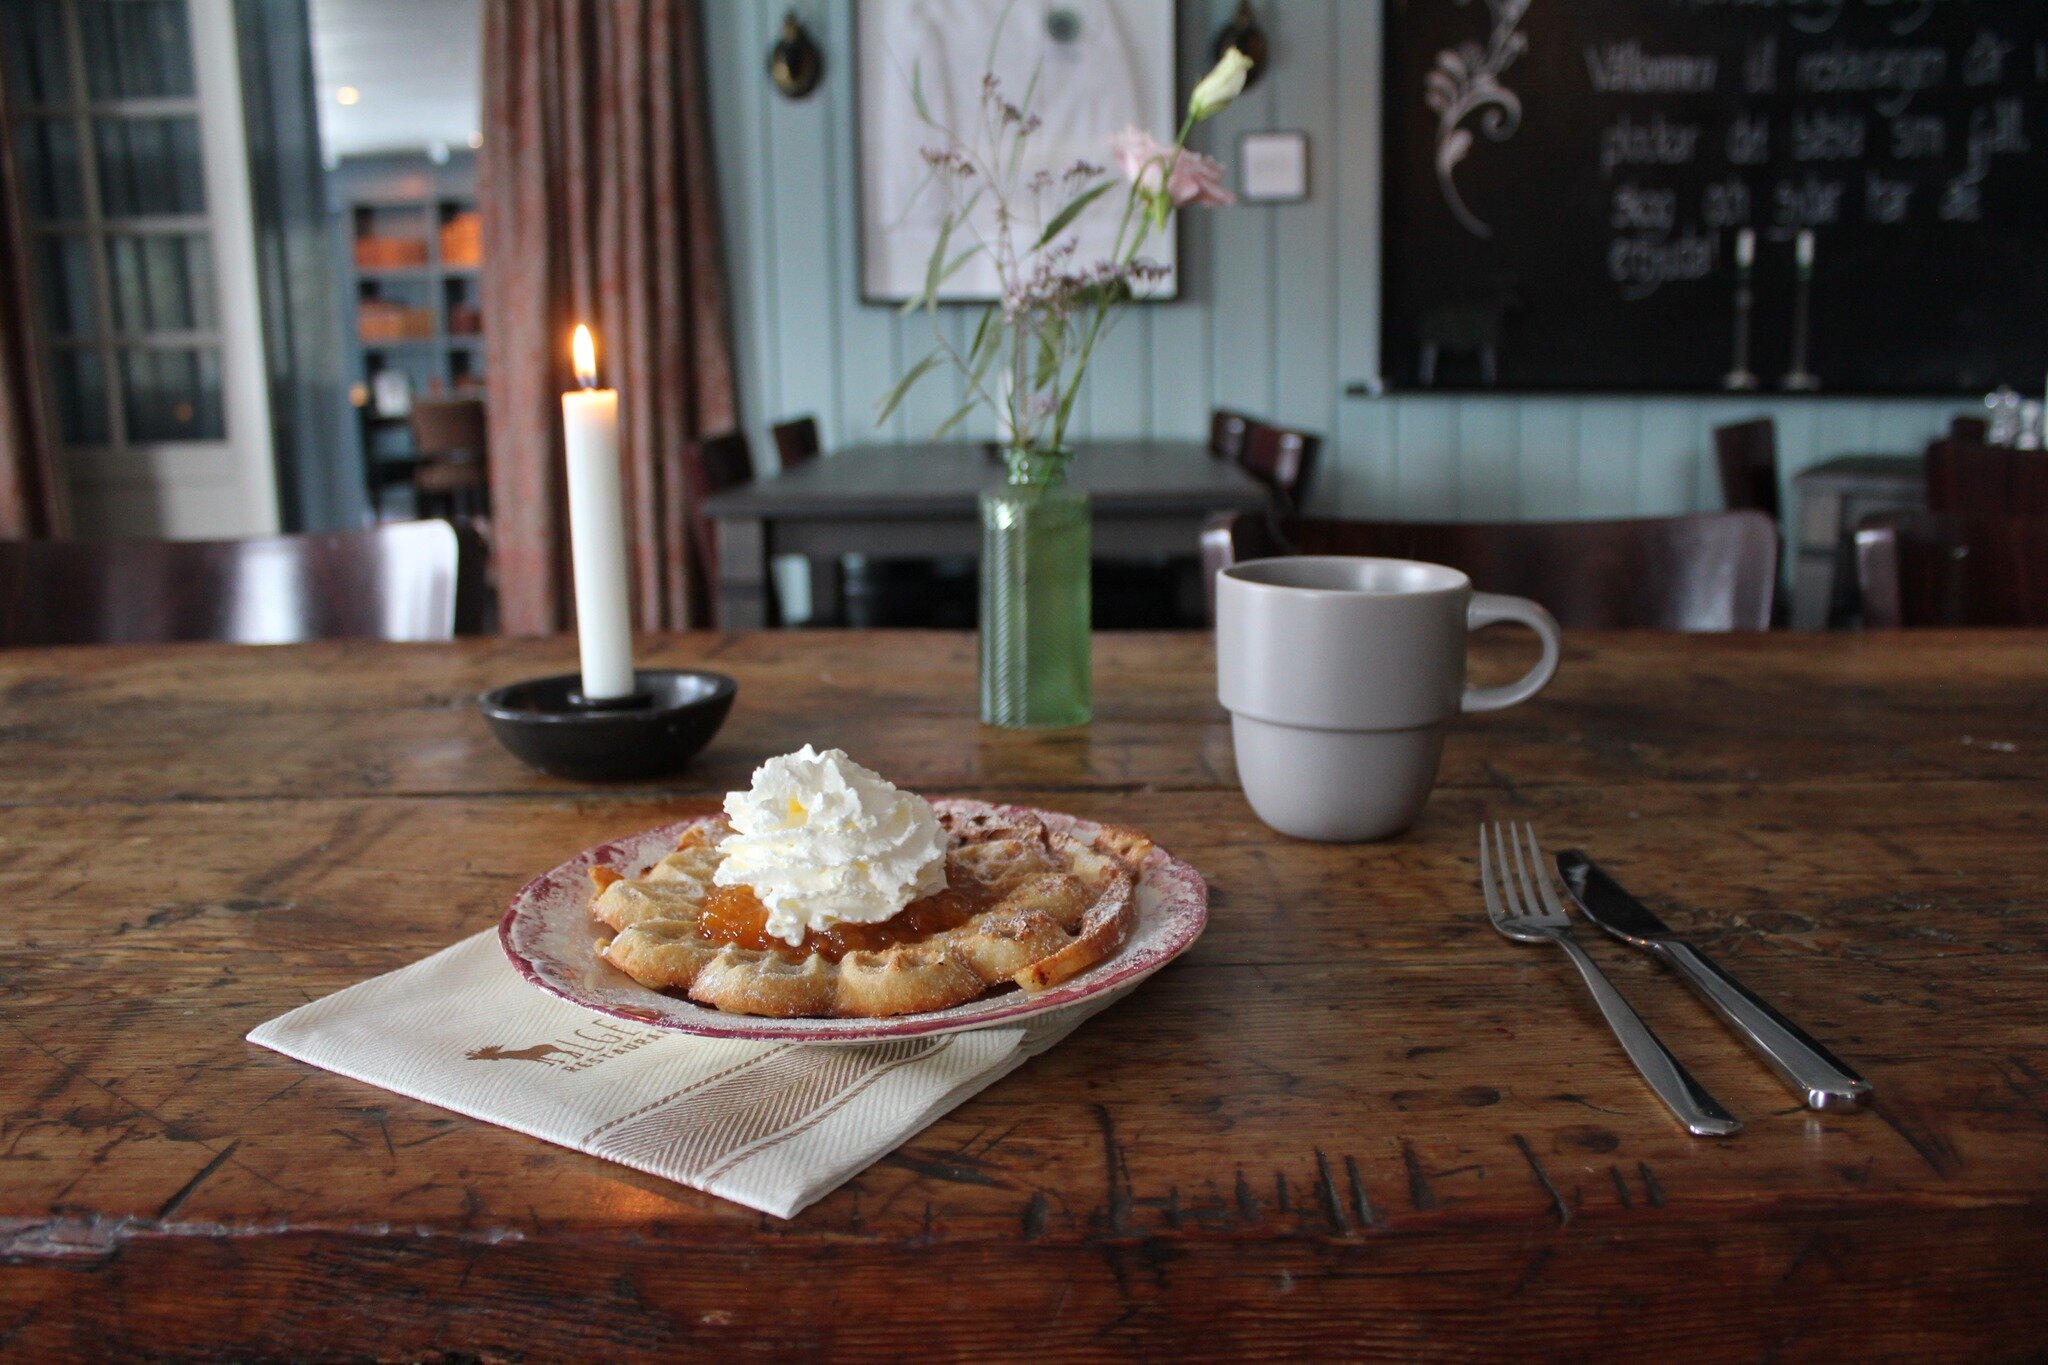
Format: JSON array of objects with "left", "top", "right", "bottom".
[{"left": 1556, "top": 851, "right": 1872, "bottom": 1112}]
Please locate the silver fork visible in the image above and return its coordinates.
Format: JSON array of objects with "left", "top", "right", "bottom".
[{"left": 1481, "top": 822, "right": 1741, "bottom": 1138}]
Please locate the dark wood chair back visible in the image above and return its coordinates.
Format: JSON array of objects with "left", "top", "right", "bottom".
[
  {"left": 1855, "top": 511, "right": 2048, "bottom": 627},
  {"left": 409, "top": 397, "right": 487, "bottom": 461},
  {"left": 1926, "top": 439, "right": 2048, "bottom": 517},
  {"left": 771, "top": 416, "right": 821, "bottom": 469},
  {"left": 682, "top": 430, "right": 756, "bottom": 624},
  {"left": 1711, "top": 418, "right": 1779, "bottom": 519},
  {"left": 1203, "top": 510, "right": 1777, "bottom": 631},
  {"left": 0, "top": 520, "right": 485, "bottom": 646},
  {"left": 1239, "top": 423, "right": 1320, "bottom": 509},
  {"left": 1949, "top": 415, "right": 1989, "bottom": 444},
  {"left": 1209, "top": 409, "right": 1252, "bottom": 462}
]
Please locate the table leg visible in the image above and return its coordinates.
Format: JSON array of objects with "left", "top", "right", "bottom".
[{"left": 715, "top": 517, "right": 769, "bottom": 629}]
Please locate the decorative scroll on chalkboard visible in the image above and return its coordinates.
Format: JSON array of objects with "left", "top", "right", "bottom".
[{"left": 1382, "top": 0, "right": 2048, "bottom": 394}]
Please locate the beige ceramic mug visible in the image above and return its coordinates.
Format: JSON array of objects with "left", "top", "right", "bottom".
[{"left": 1216, "top": 557, "right": 1562, "bottom": 841}]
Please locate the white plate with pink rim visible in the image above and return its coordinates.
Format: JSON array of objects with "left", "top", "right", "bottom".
[{"left": 498, "top": 797, "right": 1209, "bottom": 1045}]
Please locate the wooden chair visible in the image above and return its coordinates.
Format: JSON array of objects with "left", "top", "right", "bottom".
[
  {"left": 0, "top": 520, "right": 486, "bottom": 646},
  {"left": 1712, "top": 418, "right": 1779, "bottom": 519},
  {"left": 1209, "top": 409, "right": 1253, "bottom": 462},
  {"left": 1925, "top": 439, "right": 2048, "bottom": 517},
  {"left": 682, "top": 430, "right": 755, "bottom": 625},
  {"left": 1950, "top": 415, "right": 1989, "bottom": 444},
  {"left": 771, "top": 416, "right": 821, "bottom": 470},
  {"left": 1239, "top": 422, "right": 1321, "bottom": 511},
  {"left": 409, "top": 397, "right": 489, "bottom": 520},
  {"left": 1202, "top": 511, "right": 1778, "bottom": 631},
  {"left": 1855, "top": 512, "right": 2048, "bottom": 627}
]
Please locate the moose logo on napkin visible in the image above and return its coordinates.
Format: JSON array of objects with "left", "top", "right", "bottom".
[{"left": 465, "top": 1020, "right": 665, "bottom": 1071}]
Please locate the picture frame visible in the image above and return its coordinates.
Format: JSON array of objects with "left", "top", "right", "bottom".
[
  {"left": 1238, "top": 131, "right": 1308, "bottom": 203},
  {"left": 854, "top": 0, "right": 1179, "bottom": 303}
]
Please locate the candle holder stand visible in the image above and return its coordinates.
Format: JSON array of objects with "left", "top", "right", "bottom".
[
  {"left": 1782, "top": 274, "right": 1820, "bottom": 392},
  {"left": 478, "top": 670, "right": 737, "bottom": 781},
  {"left": 1721, "top": 279, "right": 1758, "bottom": 391}
]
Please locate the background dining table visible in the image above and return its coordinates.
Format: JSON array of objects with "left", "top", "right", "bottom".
[
  {"left": 0, "top": 629, "right": 2044, "bottom": 1357},
  {"left": 701, "top": 439, "right": 1271, "bottom": 626}
]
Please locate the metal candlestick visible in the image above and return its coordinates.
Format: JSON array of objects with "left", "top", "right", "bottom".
[
  {"left": 1782, "top": 241, "right": 1819, "bottom": 392},
  {"left": 1722, "top": 272, "right": 1758, "bottom": 391}
]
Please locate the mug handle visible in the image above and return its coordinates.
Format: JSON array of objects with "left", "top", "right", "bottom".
[{"left": 1461, "top": 593, "right": 1562, "bottom": 713}]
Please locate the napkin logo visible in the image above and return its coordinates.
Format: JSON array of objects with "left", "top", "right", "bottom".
[{"left": 463, "top": 1019, "right": 664, "bottom": 1073}]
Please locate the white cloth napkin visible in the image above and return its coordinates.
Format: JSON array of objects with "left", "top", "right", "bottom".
[{"left": 248, "top": 931, "right": 1114, "bottom": 1219}]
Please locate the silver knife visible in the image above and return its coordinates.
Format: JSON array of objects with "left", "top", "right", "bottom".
[{"left": 1556, "top": 851, "right": 1871, "bottom": 1112}]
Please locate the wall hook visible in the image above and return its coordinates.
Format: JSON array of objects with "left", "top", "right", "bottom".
[{"left": 769, "top": 11, "right": 823, "bottom": 100}]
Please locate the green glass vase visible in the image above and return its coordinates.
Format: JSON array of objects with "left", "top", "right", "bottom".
[{"left": 979, "top": 449, "right": 1091, "bottom": 728}]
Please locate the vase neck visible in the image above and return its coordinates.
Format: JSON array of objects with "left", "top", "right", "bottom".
[{"left": 1004, "top": 446, "right": 1073, "bottom": 487}]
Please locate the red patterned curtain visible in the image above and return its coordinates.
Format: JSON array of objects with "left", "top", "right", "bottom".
[
  {"left": 0, "top": 68, "right": 66, "bottom": 540},
  {"left": 480, "top": 0, "right": 736, "bottom": 634}
]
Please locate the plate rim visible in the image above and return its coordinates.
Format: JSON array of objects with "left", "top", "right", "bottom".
[{"left": 497, "top": 799, "right": 1208, "bottom": 1043}]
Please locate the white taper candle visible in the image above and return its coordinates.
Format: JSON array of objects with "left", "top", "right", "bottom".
[{"left": 562, "top": 325, "right": 636, "bottom": 700}]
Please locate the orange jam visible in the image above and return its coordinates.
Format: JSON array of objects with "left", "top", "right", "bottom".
[{"left": 697, "top": 875, "right": 1004, "bottom": 962}]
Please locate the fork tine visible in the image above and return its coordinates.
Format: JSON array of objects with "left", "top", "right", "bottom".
[
  {"left": 1520, "top": 823, "right": 1570, "bottom": 918},
  {"left": 1479, "top": 824, "right": 1508, "bottom": 928},
  {"left": 1504, "top": 819, "right": 1542, "bottom": 919},
  {"left": 1491, "top": 822, "right": 1524, "bottom": 918}
]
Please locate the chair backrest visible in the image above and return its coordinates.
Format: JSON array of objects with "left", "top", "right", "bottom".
[
  {"left": 771, "top": 416, "right": 820, "bottom": 469},
  {"left": 1711, "top": 418, "right": 1779, "bottom": 519},
  {"left": 1855, "top": 511, "right": 2048, "bottom": 627},
  {"left": 1203, "top": 510, "right": 1778, "bottom": 631},
  {"left": 1239, "top": 423, "right": 1321, "bottom": 508},
  {"left": 1209, "top": 409, "right": 1252, "bottom": 462},
  {"left": 409, "top": 397, "right": 488, "bottom": 462},
  {"left": 1950, "top": 415, "right": 1989, "bottom": 445},
  {"left": 0, "top": 520, "right": 484, "bottom": 646},
  {"left": 682, "top": 430, "right": 756, "bottom": 621},
  {"left": 1925, "top": 439, "right": 2048, "bottom": 516}
]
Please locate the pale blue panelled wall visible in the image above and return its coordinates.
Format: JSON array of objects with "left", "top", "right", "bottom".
[{"left": 702, "top": 0, "right": 1963, "bottom": 523}]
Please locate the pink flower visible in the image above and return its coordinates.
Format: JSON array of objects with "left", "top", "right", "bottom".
[{"left": 1108, "top": 127, "right": 1235, "bottom": 207}]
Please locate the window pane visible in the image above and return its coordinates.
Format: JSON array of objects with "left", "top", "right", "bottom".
[
  {"left": 34, "top": 236, "right": 98, "bottom": 337},
  {"left": 108, "top": 233, "right": 215, "bottom": 332},
  {"left": 0, "top": 0, "right": 72, "bottom": 104},
  {"left": 121, "top": 347, "right": 223, "bottom": 441},
  {"left": 13, "top": 118, "right": 84, "bottom": 220},
  {"left": 53, "top": 350, "right": 111, "bottom": 445},
  {"left": 80, "top": 0, "right": 195, "bottom": 99},
  {"left": 95, "top": 116, "right": 205, "bottom": 217}
]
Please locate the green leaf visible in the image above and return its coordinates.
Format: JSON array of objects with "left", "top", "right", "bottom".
[
  {"left": 1034, "top": 332, "right": 1060, "bottom": 389},
  {"left": 875, "top": 351, "right": 944, "bottom": 426},
  {"left": 910, "top": 61, "right": 930, "bottom": 123},
  {"left": 932, "top": 398, "right": 980, "bottom": 440},
  {"left": 1034, "top": 181, "right": 1114, "bottom": 250},
  {"left": 968, "top": 304, "right": 998, "bottom": 364}
]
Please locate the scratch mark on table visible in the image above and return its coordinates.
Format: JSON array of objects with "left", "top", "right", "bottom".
[
  {"left": 1512, "top": 1134, "right": 1571, "bottom": 1226},
  {"left": 1314, "top": 1149, "right": 1349, "bottom": 1234},
  {"left": 1344, "top": 1155, "right": 1374, "bottom": 1228},
  {"left": 1608, "top": 1165, "right": 1633, "bottom": 1208},
  {"left": 154, "top": 1141, "right": 239, "bottom": 1222},
  {"left": 1637, "top": 1161, "right": 1666, "bottom": 1207},
  {"left": 1403, "top": 1142, "right": 1439, "bottom": 1212}
]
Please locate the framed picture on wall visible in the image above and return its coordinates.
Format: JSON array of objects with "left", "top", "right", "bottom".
[{"left": 855, "top": 0, "right": 1179, "bottom": 302}]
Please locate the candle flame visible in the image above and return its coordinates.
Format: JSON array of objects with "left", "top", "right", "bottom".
[{"left": 572, "top": 325, "right": 598, "bottom": 389}]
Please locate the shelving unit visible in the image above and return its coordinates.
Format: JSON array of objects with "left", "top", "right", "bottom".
[{"left": 329, "top": 153, "right": 483, "bottom": 520}]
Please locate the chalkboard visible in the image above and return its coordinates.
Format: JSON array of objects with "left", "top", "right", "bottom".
[{"left": 1381, "top": 0, "right": 2048, "bottom": 394}]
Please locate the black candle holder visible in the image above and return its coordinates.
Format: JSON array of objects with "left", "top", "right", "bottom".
[{"left": 478, "top": 670, "right": 737, "bottom": 781}]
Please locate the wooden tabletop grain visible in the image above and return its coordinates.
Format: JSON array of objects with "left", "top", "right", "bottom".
[{"left": 1, "top": 630, "right": 2045, "bottom": 1360}]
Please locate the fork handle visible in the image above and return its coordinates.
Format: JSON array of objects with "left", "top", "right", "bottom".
[
  {"left": 1550, "top": 933, "right": 1742, "bottom": 1137},
  {"left": 1654, "top": 941, "right": 1871, "bottom": 1111}
]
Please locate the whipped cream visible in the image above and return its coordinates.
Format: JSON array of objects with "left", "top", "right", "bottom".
[{"left": 714, "top": 746, "right": 948, "bottom": 946}]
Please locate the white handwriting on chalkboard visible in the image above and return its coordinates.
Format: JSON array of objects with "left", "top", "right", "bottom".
[
  {"left": 1792, "top": 108, "right": 1868, "bottom": 158},
  {"left": 1866, "top": 171, "right": 1913, "bottom": 222},
  {"left": 1774, "top": 175, "right": 1846, "bottom": 227},
  {"left": 1795, "top": 42, "right": 1945, "bottom": 116},
  {"left": 1612, "top": 184, "right": 1677, "bottom": 231},
  {"left": 1962, "top": 29, "right": 2012, "bottom": 85},
  {"left": 1673, "top": 2, "right": 1943, "bottom": 44},
  {"left": 1584, "top": 43, "right": 1719, "bottom": 92},
  {"left": 1608, "top": 230, "right": 1718, "bottom": 300},
  {"left": 1424, "top": 0, "right": 1534, "bottom": 238},
  {"left": 1727, "top": 113, "right": 1771, "bottom": 163},
  {"left": 1601, "top": 114, "right": 1702, "bottom": 178},
  {"left": 1702, "top": 177, "right": 1753, "bottom": 229}
]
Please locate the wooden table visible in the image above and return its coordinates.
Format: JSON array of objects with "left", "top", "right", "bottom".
[
  {"left": 701, "top": 440, "right": 1270, "bottom": 627},
  {"left": 1790, "top": 454, "right": 1925, "bottom": 630},
  {"left": 3, "top": 631, "right": 2046, "bottom": 1358}
]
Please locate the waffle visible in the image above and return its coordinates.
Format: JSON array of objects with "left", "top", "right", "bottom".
[{"left": 590, "top": 807, "right": 1152, "bottom": 1018}]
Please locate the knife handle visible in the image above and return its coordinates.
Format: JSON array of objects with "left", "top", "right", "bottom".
[
  {"left": 1549, "top": 932, "right": 1741, "bottom": 1138},
  {"left": 1655, "top": 941, "right": 1871, "bottom": 1111}
]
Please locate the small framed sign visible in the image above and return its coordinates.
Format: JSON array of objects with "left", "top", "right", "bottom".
[{"left": 1239, "top": 131, "right": 1308, "bottom": 203}]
